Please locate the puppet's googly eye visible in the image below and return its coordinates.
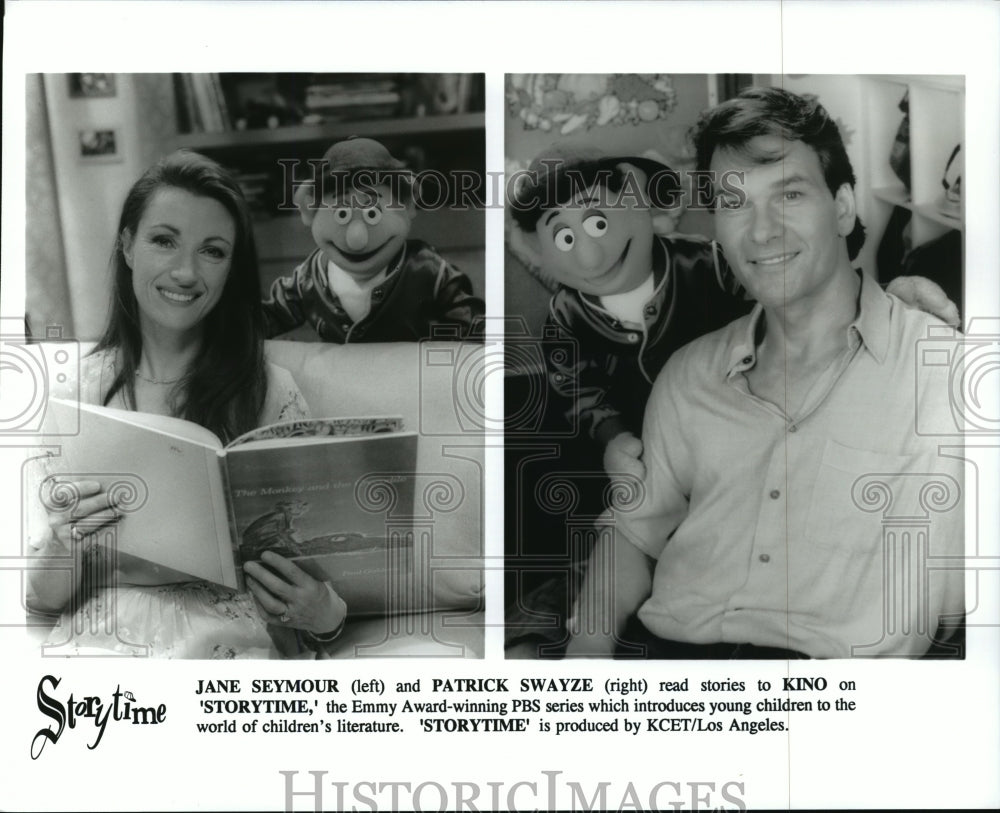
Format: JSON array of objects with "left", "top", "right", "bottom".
[
  {"left": 362, "top": 207, "right": 383, "bottom": 226},
  {"left": 333, "top": 207, "right": 352, "bottom": 225},
  {"left": 582, "top": 215, "right": 608, "bottom": 238},
  {"left": 554, "top": 227, "right": 575, "bottom": 252}
]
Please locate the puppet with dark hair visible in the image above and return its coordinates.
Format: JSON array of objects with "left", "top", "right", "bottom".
[{"left": 262, "top": 137, "right": 483, "bottom": 342}]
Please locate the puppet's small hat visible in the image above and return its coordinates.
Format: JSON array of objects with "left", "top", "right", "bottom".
[
  {"left": 320, "top": 137, "right": 406, "bottom": 174},
  {"left": 512, "top": 142, "right": 681, "bottom": 228}
]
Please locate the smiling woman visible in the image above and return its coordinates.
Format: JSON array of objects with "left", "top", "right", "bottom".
[
  {"left": 25, "top": 150, "right": 351, "bottom": 658},
  {"left": 123, "top": 188, "right": 235, "bottom": 350},
  {"left": 94, "top": 150, "right": 267, "bottom": 433}
]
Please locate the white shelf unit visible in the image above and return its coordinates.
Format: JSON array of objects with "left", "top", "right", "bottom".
[{"left": 862, "top": 75, "right": 964, "bottom": 276}]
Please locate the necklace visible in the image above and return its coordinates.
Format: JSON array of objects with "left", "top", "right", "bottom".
[{"left": 135, "top": 369, "right": 181, "bottom": 386}]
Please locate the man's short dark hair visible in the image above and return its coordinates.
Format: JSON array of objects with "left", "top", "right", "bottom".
[{"left": 691, "top": 86, "right": 865, "bottom": 261}]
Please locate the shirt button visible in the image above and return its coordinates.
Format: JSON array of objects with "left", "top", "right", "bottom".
[
  {"left": 769, "top": 489, "right": 780, "bottom": 499},
  {"left": 644, "top": 305, "right": 657, "bottom": 315},
  {"left": 627, "top": 333, "right": 639, "bottom": 343},
  {"left": 759, "top": 553, "right": 771, "bottom": 563},
  {"left": 789, "top": 425, "right": 797, "bottom": 433},
  {"left": 341, "top": 323, "right": 351, "bottom": 332},
  {"left": 742, "top": 356, "right": 752, "bottom": 364}
]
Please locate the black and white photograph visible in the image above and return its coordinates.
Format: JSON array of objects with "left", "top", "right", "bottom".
[
  {"left": 15, "top": 71, "right": 487, "bottom": 661},
  {"left": 77, "top": 127, "right": 121, "bottom": 161},
  {"left": 504, "top": 73, "right": 968, "bottom": 662},
  {"left": 0, "top": 2, "right": 997, "bottom": 812},
  {"left": 67, "top": 72, "right": 116, "bottom": 99}
]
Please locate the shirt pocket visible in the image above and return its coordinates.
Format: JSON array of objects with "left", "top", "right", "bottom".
[{"left": 806, "top": 439, "right": 917, "bottom": 556}]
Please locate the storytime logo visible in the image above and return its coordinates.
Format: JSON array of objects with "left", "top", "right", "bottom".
[{"left": 30, "top": 675, "right": 167, "bottom": 759}]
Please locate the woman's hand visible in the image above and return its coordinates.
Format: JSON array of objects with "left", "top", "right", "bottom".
[
  {"left": 244, "top": 551, "right": 347, "bottom": 636},
  {"left": 43, "top": 479, "right": 123, "bottom": 554},
  {"left": 28, "top": 478, "right": 123, "bottom": 614}
]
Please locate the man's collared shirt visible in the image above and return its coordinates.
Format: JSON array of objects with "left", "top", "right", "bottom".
[{"left": 617, "top": 271, "right": 964, "bottom": 658}]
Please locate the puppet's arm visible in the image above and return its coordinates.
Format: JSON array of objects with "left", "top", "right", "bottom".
[
  {"left": 886, "top": 276, "right": 960, "bottom": 326},
  {"left": 431, "top": 257, "right": 485, "bottom": 339},
  {"left": 543, "top": 310, "right": 631, "bottom": 448},
  {"left": 261, "top": 260, "right": 313, "bottom": 338}
]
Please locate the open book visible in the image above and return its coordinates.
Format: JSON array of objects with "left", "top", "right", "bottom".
[{"left": 44, "top": 399, "right": 417, "bottom": 612}]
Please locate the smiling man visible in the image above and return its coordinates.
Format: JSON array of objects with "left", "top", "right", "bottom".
[
  {"left": 262, "top": 138, "right": 483, "bottom": 342},
  {"left": 566, "top": 87, "right": 964, "bottom": 659}
]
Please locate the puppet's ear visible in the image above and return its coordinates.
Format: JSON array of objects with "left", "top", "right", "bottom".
[
  {"left": 293, "top": 182, "right": 318, "bottom": 226},
  {"left": 615, "top": 162, "right": 651, "bottom": 207},
  {"left": 508, "top": 222, "right": 543, "bottom": 273}
]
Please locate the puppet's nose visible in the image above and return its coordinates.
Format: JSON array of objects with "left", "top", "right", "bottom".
[
  {"left": 575, "top": 239, "right": 604, "bottom": 271},
  {"left": 345, "top": 219, "right": 369, "bottom": 251}
]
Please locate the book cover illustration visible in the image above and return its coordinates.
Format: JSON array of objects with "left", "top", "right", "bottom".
[
  {"left": 228, "top": 416, "right": 404, "bottom": 447},
  {"left": 226, "top": 431, "right": 417, "bottom": 614}
]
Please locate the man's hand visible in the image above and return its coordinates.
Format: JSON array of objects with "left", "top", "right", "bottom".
[
  {"left": 604, "top": 431, "right": 645, "bottom": 481},
  {"left": 887, "top": 275, "right": 960, "bottom": 327}
]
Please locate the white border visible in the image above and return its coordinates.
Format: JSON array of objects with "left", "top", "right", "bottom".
[{"left": 2, "top": 2, "right": 998, "bottom": 810}]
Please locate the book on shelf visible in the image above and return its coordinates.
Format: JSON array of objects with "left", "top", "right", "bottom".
[
  {"left": 176, "top": 73, "right": 230, "bottom": 134},
  {"left": 304, "top": 81, "right": 402, "bottom": 122},
  {"left": 305, "top": 80, "right": 399, "bottom": 107},
  {"left": 44, "top": 400, "right": 417, "bottom": 614},
  {"left": 209, "top": 73, "right": 233, "bottom": 131},
  {"left": 173, "top": 74, "right": 201, "bottom": 133}
]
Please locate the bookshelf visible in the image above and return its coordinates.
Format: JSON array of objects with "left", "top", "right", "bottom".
[
  {"left": 168, "top": 73, "right": 486, "bottom": 304},
  {"left": 174, "top": 111, "right": 484, "bottom": 151}
]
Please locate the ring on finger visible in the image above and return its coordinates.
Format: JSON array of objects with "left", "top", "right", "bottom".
[{"left": 280, "top": 604, "right": 292, "bottom": 623}]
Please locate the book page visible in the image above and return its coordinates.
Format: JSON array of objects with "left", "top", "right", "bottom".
[
  {"left": 51, "top": 397, "right": 223, "bottom": 449},
  {"left": 48, "top": 399, "right": 237, "bottom": 588}
]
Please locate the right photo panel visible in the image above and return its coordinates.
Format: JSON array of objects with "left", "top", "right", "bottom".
[{"left": 504, "top": 73, "right": 966, "bottom": 661}]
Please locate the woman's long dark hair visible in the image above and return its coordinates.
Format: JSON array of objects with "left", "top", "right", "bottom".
[{"left": 94, "top": 149, "right": 267, "bottom": 443}]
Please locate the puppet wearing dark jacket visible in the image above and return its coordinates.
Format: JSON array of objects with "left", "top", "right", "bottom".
[
  {"left": 263, "top": 137, "right": 483, "bottom": 342},
  {"left": 511, "top": 144, "right": 747, "bottom": 465}
]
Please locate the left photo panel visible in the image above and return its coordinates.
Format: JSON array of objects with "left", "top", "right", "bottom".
[{"left": 12, "top": 72, "right": 487, "bottom": 659}]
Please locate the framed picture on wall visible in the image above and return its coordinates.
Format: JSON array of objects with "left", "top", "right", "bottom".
[
  {"left": 77, "top": 128, "right": 122, "bottom": 163},
  {"left": 67, "top": 73, "right": 116, "bottom": 98}
]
